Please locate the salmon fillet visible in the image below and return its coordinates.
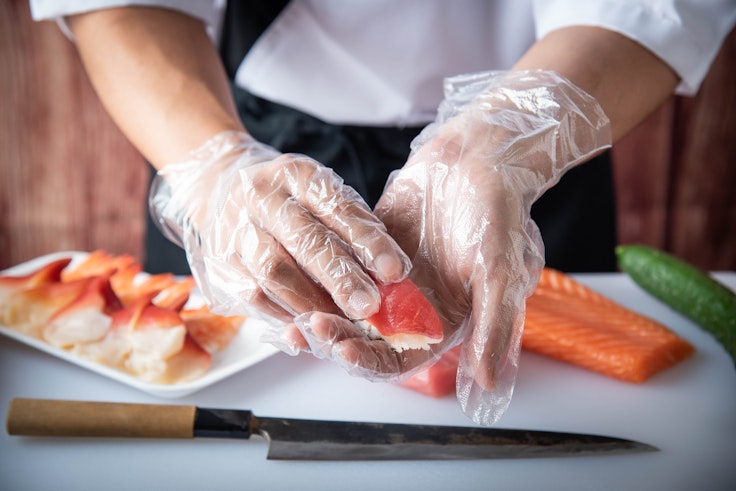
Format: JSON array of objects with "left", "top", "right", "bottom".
[{"left": 522, "top": 268, "right": 695, "bottom": 383}]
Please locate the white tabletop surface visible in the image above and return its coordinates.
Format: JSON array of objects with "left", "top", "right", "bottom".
[{"left": 1, "top": 273, "right": 735, "bottom": 491}]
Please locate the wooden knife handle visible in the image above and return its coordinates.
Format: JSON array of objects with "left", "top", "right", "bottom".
[{"left": 6, "top": 398, "right": 196, "bottom": 438}]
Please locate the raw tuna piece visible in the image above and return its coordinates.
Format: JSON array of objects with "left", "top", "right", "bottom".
[
  {"left": 401, "top": 345, "right": 460, "bottom": 397},
  {"left": 357, "top": 278, "right": 443, "bottom": 352}
]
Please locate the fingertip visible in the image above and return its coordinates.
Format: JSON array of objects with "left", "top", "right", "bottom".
[
  {"left": 374, "top": 252, "right": 410, "bottom": 282},
  {"left": 261, "top": 322, "right": 309, "bottom": 356},
  {"left": 345, "top": 288, "right": 380, "bottom": 319},
  {"left": 301, "top": 311, "right": 330, "bottom": 338},
  {"left": 475, "top": 365, "right": 497, "bottom": 392},
  {"left": 459, "top": 347, "right": 498, "bottom": 392},
  {"left": 283, "top": 323, "right": 310, "bottom": 354}
]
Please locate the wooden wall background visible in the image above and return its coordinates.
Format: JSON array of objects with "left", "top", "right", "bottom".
[{"left": 1, "top": 1, "right": 735, "bottom": 272}]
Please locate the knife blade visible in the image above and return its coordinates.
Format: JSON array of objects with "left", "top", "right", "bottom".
[{"left": 5, "top": 398, "right": 657, "bottom": 460}]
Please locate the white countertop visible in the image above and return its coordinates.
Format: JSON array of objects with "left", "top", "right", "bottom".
[{"left": 1, "top": 273, "right": 735, "bottom": 491}]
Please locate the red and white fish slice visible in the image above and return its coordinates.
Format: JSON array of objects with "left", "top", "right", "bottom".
[
  {"left": 43, "top": 273, "right": 123, "bottom": 348},
  {"left": 0, "top": 257, "right": 72, "bottom": 312},
  {"left": 156, "top": 334, "right": 212, "bottom": 384},
  {"left": 75, "top": 293, "right": 155, "bottom": 367},
  {"left": 153, "top": 276, "right": 196, "bottom": 312},
  {"left": 180, "top": 306, "right": 243, "bottom": 354},
  {"left": 1, "top": 276, "right": 94, "bottom": 338},
  {"left": 61, "top": 250, "right": 136, "bottom": 282},
  {"left": 124, "top": 300, "right": 188, "bottom": 380},
  {"left": 79, "top": 293, "right": 209, "bottom": 384},
  {"left": 357, "top": 278, "right": 444, "bottom": 352}
]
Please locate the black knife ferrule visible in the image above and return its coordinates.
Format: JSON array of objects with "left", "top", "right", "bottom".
[{"left": 193, "top": 408, "right": 253, "bottom": 439}]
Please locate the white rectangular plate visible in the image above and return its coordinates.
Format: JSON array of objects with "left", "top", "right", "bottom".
[{"left": 0, "top": 251, "right": 280, "bottom": 398}]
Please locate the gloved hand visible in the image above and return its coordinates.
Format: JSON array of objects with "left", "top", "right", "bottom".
[
  {"left": 292, "top": 70, "right": 611, "bottom": 425},
  {"left": 149, "top": 131, "right": 411, "bottom": 330}
]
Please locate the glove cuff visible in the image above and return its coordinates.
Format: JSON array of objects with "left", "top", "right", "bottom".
[
  {"left": 148, "top": 131, "right": 280, "bottom": 248},
  {"left": 416, "top": 69, "right": 612, "bottom": 200}
]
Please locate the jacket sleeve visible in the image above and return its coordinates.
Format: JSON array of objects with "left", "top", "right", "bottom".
[
  {"left": 29, "top": 0, "right": 226, "bottom": 42},
  {"left": 533, "top": 0, "right": 736, "bottom": 95}
]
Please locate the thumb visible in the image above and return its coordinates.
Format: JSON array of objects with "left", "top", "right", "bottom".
[{"left": 455, "top": 262, "right": 531, "bottom": 426}]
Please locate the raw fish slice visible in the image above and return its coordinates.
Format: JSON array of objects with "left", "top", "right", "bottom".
[
  {"left": 124, "top": 302, "right": 200, "bottom": 383},
  {"left": 401, "top": 345, "right": 460, "bottom": 398},
  {"left": 43, "top": 273, "right": 123, "bottom": 348},
  {"left": 110, "top": 295, "right": 190, "bottom": 380},
  {"left": 357, "top": 278, "right": 443, "bottom": 352},
  {"left": 78, "top": 293, "right": 192, "bottom": 383},
  {"left": 61, "top": 250, "right": 136, "bottom": 282},
  {"left": 149, "top": 334, "right": 212, "bottom": 384},
  {"left": 107, "top": 262, "right": 143, "bottom": 305},
  {"left": 180, "top": 306, "right": 243, "bottom": 354},
  {"left": 127, "top": 302, "right": 187, "bottom": 361},
  {"left": 523, "top": 268, "right": 695, "bottom": 383},
  {"left": 0, "top": 258, "right": 72, "bottom": 314},
  {"left": 116, "top": 272, "right": 178, "bottom": 308},
  {"left": 136, "top": 273, "right": 178, "bottom": 296},
  {"left": 60, "top": 251, "right": 177, "bottom": 308},
  {"left": 2, "top": 277, "right": 93, "bottom": 338},
  {"left": 76, "top": 293, "right": 157, "bottom": 367},
  {"left": 153, "top": 276, "right": 196, "bottom": 312}
]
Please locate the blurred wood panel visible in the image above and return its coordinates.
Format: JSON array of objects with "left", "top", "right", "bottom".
[
  {"left": 0, "top": 1, "right": 148, "bottom": 270},
  {"left": 1, "top": 1, "right": 734, "bottom": 272},
  {"left": 612, "top": 27, "right": 736, "bottom": 270},
  {"left": 611, "top": 99, "right": 675, "bottom": 248}
]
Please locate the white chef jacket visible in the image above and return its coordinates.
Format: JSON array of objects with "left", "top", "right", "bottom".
[{"left": 30, "top": 0, "right": 736, "bottom": 126}]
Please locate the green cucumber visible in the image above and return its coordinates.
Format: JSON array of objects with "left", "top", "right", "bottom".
[{"left": 616, "top": 244, "right": 736, "bottom": 364}]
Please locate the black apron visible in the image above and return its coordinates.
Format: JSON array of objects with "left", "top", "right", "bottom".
[{"left": 143, "top": 3, "right": 617, "bottom": 275}]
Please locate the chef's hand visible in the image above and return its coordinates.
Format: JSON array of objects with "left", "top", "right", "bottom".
[
  {"left": 149, "top": 131, "right": 411, "bottom": 324},
  {"left": 292, "top": 70, "right": 611, "bottom": 425}
]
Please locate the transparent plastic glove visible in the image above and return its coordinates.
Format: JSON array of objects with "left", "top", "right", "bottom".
[
  {"left": 294, "top": 70, "right": 611, "bottom": 425},
  {"left": 149, "top": 131, "right": 411, "bottom": 330}
]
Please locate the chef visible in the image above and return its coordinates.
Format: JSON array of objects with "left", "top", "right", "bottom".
[{"left": 30, "top": 0, "right": 736, "bottom": 425}]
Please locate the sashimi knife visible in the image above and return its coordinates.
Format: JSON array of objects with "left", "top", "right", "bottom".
[{"left": 5, "top": 398, "right": 657, "bottom": 460}]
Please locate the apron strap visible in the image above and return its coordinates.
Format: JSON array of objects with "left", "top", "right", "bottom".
[{"left": 218, "top": 0, "right": 291, "bottom": 79}]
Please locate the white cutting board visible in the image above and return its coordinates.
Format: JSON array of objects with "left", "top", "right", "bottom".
[{"left": 1, "top": 273, "right": 735, "bottom": 491}]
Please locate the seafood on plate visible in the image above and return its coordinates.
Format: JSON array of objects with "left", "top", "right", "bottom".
[{"left": 0, "top": 251, "right": 246, "bottom": 384}]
